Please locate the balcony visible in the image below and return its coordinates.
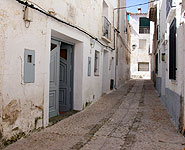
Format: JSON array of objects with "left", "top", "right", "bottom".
[
  {"left": 139, "top": 17, "right": 150, "bottom": 34},
  {"left": 102, "top": 16, "right": 111, "bottom": 42},
  {"left": 139, "top": 27, "right": 150, "bottom": 34}
]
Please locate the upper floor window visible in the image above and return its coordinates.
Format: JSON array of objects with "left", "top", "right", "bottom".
[
  {"left": 94, "top": 51, "right": 100, "bottom": 76},
  {"left": 103, "top": 0, "right": 108, "bottom": 18},
  {"left": 102, "top": 1, "right": 111, "bottom": 40},
  {"left": 139, "top": 39, "right": 146, "bottom": 49},
  {"left": 102, "top": 16, "right": 111, "bottom": 40},
  {"left": 166, "top": 0, "right": 173, "bottom": 17},
  {"left": 139, "top": 17, "right": 150, "bottom": 34}
]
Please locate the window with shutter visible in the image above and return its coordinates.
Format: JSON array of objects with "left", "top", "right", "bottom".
[
  {"left": 139, "top": 17, "right": 150, "bottom": 34},
  {"left": 138, "top": 62, "right": 149, "bottom": 71},
  {"left": 169, "top": 18, "right": 176, "bottom": 80},
  {"left": 94, "top": 51, "right": 100, "bottom": 76}
]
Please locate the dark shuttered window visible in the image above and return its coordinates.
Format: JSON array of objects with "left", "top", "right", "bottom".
[
  {"left": 138, "top": 62, "right": 149, "bottom": 71},
  {"left": 169, "top": 18, "right": 176, "bottom": 80},
  {"left": 139, "top": 17, "right": 150, "bottom": 34}
]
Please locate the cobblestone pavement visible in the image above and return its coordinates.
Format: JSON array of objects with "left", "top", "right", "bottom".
[{"left": 4, "top": 80, "right": 185, "bottom": 150}]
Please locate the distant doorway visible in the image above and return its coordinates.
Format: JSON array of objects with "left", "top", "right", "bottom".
[
  {"left": 102, "top": 50, "right": 109, "bottom": 94},
  {"left": 49, "top": 39, "right": 74, "bottom": 118}
]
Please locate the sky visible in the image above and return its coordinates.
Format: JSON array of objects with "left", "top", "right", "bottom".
[{"left": 126, "top": 0, "right": 149, "bottom": 13}]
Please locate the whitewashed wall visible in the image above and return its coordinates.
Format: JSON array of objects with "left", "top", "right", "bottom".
[
  {"left": 153, "top": 0, "right": 185, "bottom": 129},
  {"left": 129, "top": 13, "right": 151, "bottom": 79},
  {"left": 0, "top": 0, "right": 126, "bottom": 141}
]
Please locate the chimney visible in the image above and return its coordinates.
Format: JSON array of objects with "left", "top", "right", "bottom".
[{"left": 138, "top": 8, "right": 141, "bottom": 13}]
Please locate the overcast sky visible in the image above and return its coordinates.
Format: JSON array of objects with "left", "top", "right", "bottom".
[{"left": 126, "top": 0, "right": 148, "bottom": 13}]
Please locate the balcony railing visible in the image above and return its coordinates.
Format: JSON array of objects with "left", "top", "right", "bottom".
[
  {"left": 139, "top": 27, "right": 150, "bottom": 34},
  {"left": 102, "top": 16, "right": 111, "bottom": 40},
  {"left": 166, "top": 0, "right": 172, "bottom": 18}
]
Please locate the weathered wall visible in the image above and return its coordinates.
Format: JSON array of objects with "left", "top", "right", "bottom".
[
  {"left": 0, "top": 0, "right": 48, "bottom": 141},
  {"left": 156, "top": 77, "right": 162, "bottom": 96},
  {"left": 151, "top": 0, "right": 185, "bottom": 130},
  {"left": 115, "top": 0, "right": 131, "bottom": 89},
  {"left": 165, "top": 0, "right": 184, "bottom": 129},
  {"left": 163, "top": 88, "right": 181, "bottom": 128},
  {"left": 0, "top": 0, "right": 128, "bottom": 143}
]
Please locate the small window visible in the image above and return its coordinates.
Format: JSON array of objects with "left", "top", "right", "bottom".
[
  {"left": 102, "top": 0, "right": 111, "bottom": 40},
  {"left": 60, "top": 49, "right": 67, "bottom": 60},
  {"left": 138, "top": 62, "right": 149, "bottom": 71},
  {"left": 103, "top": 0, "right": 108, "bottom": 18},
  {"left": 139, "top": 17, "right": 150, "bottom": 34},
  {"left": 27, "top": 55, "right": 32, "bottom": 63},
  {"left": 94, "top": 51, "right": 100, "bottom": 76},
  {"left": 139, "top": 39, "right": 146, "bottom": 49}
]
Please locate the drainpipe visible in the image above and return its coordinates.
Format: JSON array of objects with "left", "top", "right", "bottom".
[
  {"left": 181, "top": 22, "right": 185, "bottom": 133},
  {"left": 113, "top": 0, "right": 120, "bottom": 90}
]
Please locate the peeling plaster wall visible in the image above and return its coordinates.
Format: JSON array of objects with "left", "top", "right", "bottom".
[
  {"left": 0, "top": 0, "right": 125, "bottom": 141},
  {"left": 129, "top": 14, "right": 151, "bottom": 79},
  {"left": 0, "top": 0, "right": 7, "bottom": 139},
  {"left": 0, "top": 0, "right": 47, "bottom": 140},
  {"left": 115, "top": 0, "right": 131, "bottom": 89}
]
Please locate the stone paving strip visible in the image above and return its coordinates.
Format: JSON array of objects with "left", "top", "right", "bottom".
[{"left": 4, "top": 80, "right": 185, "bottom": 150}]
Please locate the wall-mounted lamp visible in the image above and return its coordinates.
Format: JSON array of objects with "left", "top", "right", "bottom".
[
  {"left": 132, "top": 44, "right": 137, "bottom": 51},
  {"left": 90, "top": 38, "right": 95, "bottom": 48},
  {"left": 23, "top": 7, "right": 33, "bottom": 28}
]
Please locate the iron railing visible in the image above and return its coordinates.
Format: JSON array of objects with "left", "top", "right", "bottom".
[{"left": 102, "top": 16, "right": 111, "bottom": 40}]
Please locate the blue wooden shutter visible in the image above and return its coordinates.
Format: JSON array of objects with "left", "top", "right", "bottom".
[{"left": 24, "top": 49, "right": 35, "bottom": 83}]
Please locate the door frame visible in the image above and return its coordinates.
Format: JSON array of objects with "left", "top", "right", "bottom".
[
  {"left": 49, "top": 37, "right": 74, "bottom": 118},
  {"left": 49, "top": 39, "right": 60, "bottom": 118},
  {"left": 102, "top": 50, "right": 109, "bottom": 94}
]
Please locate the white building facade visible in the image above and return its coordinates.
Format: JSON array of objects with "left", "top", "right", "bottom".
[
  {"left": 0, "top": 0, "right": 130, "bottom": 143},
  {"left": 129, "top": 11, "right": 151, "bottom": 79},
  {"left": 149, "top": 0, "right": 185, "bottom": 132}
]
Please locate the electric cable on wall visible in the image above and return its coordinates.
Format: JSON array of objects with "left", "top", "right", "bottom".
[
  {"left": 15, "top": 0, "right": 158, "bottom": 50},
  {"left": 15, "top": 0, "right": 114, "bottom": 50}
]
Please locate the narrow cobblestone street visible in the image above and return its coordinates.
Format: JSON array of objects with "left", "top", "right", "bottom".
[{"left": 4, "top": 80, "right": 185, "bottom": 150}]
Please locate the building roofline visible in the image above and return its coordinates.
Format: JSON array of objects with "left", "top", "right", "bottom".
[{"left": 127, "top": 12, "right": 148, "bottom": 15}]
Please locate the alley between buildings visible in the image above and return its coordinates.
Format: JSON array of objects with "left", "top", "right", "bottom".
[{"left": 3, "top": 80, "right": 185, "bottom": 150}]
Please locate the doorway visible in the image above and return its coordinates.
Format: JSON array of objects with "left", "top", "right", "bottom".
[
  {"left": 49, "top": 39, "right": 74, "bottom": 118},
  {"left": 102, "top": 50, "right": 109, "bottom": 94}
]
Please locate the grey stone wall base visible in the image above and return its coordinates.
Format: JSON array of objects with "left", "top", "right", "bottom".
[
  {"left": 156, "top": 77, "right": 161, "bottom": 96},
  {"left": 160, "top": 88, "right": 180, "bottom": 129}
]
